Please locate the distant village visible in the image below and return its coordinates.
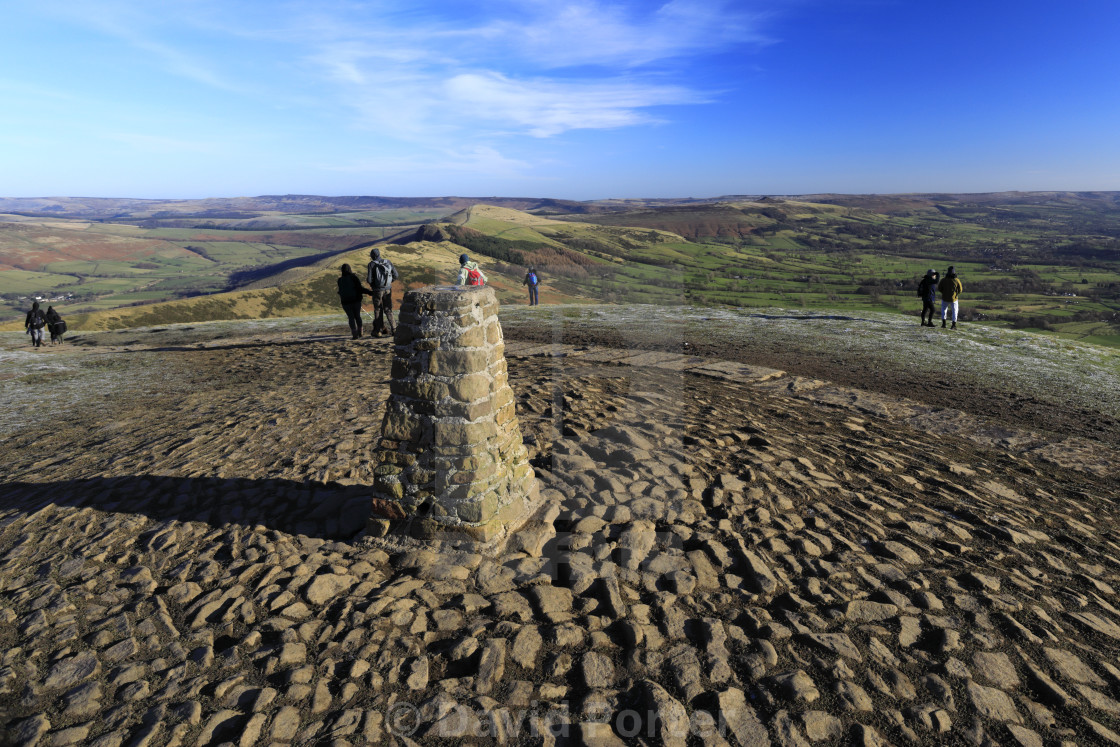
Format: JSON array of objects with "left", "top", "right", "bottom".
[{"left": 10, "top": 293, "right": 73, "bottom": 304}]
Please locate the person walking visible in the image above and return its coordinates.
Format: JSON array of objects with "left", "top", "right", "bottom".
[
  {"left": 337, "top": 263, "right": 371, "bottom": 340},
  {"left": 938, "top": 265, "right": 963, "bottom": 329},
  {"left": 45, "top": 305, "right": 65, "bottom": 344},
  {"left": 523, "top": 266, "right": 540, "bottom": 305},
  {"left": 457, "top": 254, "right": 487, "bottom": 286},
  {"left": 365, "top": 247, "right": 399, "bottom": 337},
  {"left": 24, "top": 302, "right": 46, "bottom": 348},
  {"left": 916, "top": 269, "right": 938, "bottom": 327}
]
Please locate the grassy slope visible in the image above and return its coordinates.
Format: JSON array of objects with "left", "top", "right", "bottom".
[
  {"left": 561, "top": 200, "right": 1120, "bottom": 345},
  {"left": 0, "top": 212, "right": 434, "bottom": 320},
  {"left": 5, "top": 198, "right": 1119, "bottom": 345},
  {"left": 2, "top": 239, "right": 590, "bottom": 332},
  {"left": 379, "top": 202, "right": 1120, "bottom": 346}
]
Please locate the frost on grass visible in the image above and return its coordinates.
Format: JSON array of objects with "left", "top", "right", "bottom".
[
  {"left": 504, "top": 304, "right": 1120, "bottom": 420},
  {"left": 0, "top": 335, "right": 177, "bottom": 436},
  {"left": 2, "top": 307, "right": 1117, "bottom": 437}
]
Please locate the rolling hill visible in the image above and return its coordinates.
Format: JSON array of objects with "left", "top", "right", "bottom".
[
  {"left": 3, "top": 193, "right": 1119, "bottom": 345},
  {"left": 39, "top": 238, "right": 591, "bottom": 332}
]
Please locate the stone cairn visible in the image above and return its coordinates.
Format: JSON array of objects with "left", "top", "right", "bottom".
[{"left": 369, "top": 285, "right": 540, "bottom": 546}]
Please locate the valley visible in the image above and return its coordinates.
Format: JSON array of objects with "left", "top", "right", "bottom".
[{"left": 2, "top": 191, "right": 1119, "bottom": 346}]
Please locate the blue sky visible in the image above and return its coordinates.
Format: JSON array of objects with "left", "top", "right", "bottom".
[{"left": 1, "top": 0, "right": 1118, "bottom": 199}]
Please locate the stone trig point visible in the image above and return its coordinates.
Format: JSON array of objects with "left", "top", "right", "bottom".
[{"left": 369, "top": 285, "right": 540, "bottom": 547}]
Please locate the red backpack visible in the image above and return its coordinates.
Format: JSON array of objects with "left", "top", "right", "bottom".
[{"left": 466, "top": 268, "right": 483, "bottom": 286}]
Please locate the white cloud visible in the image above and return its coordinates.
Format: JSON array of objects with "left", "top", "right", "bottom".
[
  {"left": 488, "top": 0, "right": 769, "bottom": 69},
  {"left": 26, "top": 1, "right": 763, "bottom": 144},
  {"left": 284, "top": 3, "right": 744, "bottom": 142},
  {"left": 443, "top": 72, "right": 704, "bottom": 137}
]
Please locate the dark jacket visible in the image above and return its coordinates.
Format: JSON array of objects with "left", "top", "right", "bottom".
[
  {"left": 337, "top": 273, "right": 366, "bottom": 304},
  {"left": 917, "top": 276, "right": 938, "bottom": 305},
  {"left": 25, "top": 308, "right": 45, "bottom": 329},
  {"left": 46, "top": 308, "right": 62, "bottom": 325},
  {"left": 366, "top": 259, "right": 399, "bottom": 291}
]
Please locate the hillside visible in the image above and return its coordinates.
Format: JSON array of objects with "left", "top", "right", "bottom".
[
  {"left": 404, "top": 203, "right": 1120, "bottom": 345},
  {"left": 5, "top": 193, "right": 1120, "bottom": 345},
  {"left": 0, "top": 212, "right": 439, "bottom": 320},
  {"left": 37, "top": 240, "right": 590, "bottom": 332},
  {"left": 0, "top": 194, "right": 627, "bottom": 221}
]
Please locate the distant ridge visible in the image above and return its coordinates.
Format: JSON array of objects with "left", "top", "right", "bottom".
[{"left": 6, "top": 190, "right": 1118, "bottom": 221}]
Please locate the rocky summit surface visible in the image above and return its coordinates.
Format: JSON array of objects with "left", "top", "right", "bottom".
[{"left": 2, "top": 322, "right": 1120, "bottom": 747}]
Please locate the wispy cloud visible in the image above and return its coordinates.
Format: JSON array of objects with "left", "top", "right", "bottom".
[
  {"left": 487, "top": 0, "right": 771, "bottom": 69},
  {"left": 26, "top": 1, "right": 765, "bottom": 147},
  {"left": 34, "top": 0, "right": 243, "bottom": 92},
  {"left": 443, "top": 72, "right": 704, "bottom": 137},
  {"left": 284, "top": 1, "right": 756, "bottom": 142},
  {"left": 323, "top": 145, "right": 534, "bottom": 179}
]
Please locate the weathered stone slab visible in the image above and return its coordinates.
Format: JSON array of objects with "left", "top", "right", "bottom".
[{"left": 691, "top": 360, "right": 786, "bottom": 383}]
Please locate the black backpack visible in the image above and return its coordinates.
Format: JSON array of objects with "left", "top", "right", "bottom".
[
  {"left": 368, "top": 260, "right": 390, "bottom": 289},
  {"left": 27, "top": 310, "right": 45, "bottom": 329}
]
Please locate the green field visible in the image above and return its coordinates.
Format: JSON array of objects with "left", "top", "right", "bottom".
[
  {"left": 4, "top": 194, "right": 1119, "bottom": 346},
  {"left": 439, "top": 202, "right": 1120, "bottom": 346},
  {"left": 0, "top": 208, "right": 450, "bottom": 320},
  {"left": 0, "top": 269, "right": 78, "bottom": 294}
]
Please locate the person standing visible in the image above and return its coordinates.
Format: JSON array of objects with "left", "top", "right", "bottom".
[
  {"left": 523, "top": 266, "right": 540, "bottom": 305},
  {"left": 25, "top": 302, "right": 46, "bottom": 348},
  {"left": 457, "top": 254, "right": 487, "bottom": 286},
  {"left": 337, "top": 263, "right": 371, "bottom": 340},
  {"left": 916, "top": 269, "right": 938, "bottom": 327},
  {"left": 45, "top": 306, "right": 65, "bottom": 344},
  {"left": 938, "top": 265, "right": 963, "bottom": 329},
  {"left": 366, "top": 248, "right": 399, "bottom": 337}
]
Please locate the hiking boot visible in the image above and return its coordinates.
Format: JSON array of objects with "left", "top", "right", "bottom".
[
  {"left": 941, "top": 320, "right": 946, "bottom": 328},
  {"left": 951, "top": 322, "right": 957, "bottom": 329}
]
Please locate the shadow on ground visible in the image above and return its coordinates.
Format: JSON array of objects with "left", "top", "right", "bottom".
[{"left": 3, "top": 476, "right": 371, "bottom": 540}]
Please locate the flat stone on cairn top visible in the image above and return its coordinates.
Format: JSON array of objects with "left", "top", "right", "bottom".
[{"left": 370, "top": 285, "right": 540, "bottom": 546}]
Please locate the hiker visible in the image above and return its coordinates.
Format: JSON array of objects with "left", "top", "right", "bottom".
[
  {"left": 366, "top": 248, "right": 400, "bottom": 337},
  {"left": 337, "top": 263, "right": 372, "bottom": 340},
  {"left": 457, "top": 254, "right": 487, "bottom": 286},
  {"left": 24, "top": 302, "right": 46, "bottom": 348},
  {"left": 45, "top": 306, "right": 65, "bottom": 344},
  {"left": 523, "top": 267, "right": 540, "bottom": 305},
  {"left": 938, "top": 265, "right": 963, "bottom": 329},
  {"left": 916, "top": 269, "right": 938, "bottom": 327}
]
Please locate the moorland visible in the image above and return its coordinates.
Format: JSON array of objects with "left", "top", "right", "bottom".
[
  {"left": 2, "top": 191, "right": 1119, "bottom": 346},
  {"left": 4, "top": 192, "right": 1120, "bottom": 745}
]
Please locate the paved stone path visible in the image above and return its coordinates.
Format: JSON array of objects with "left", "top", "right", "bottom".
[{"left": 2, "top": 332, "right": 1119, "bottom": 746}]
